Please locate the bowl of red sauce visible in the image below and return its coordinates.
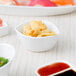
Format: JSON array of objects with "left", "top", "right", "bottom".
[
  {"left": 0, "top": 18, "right": 9, "bottom": 37},
  {"left": 36, "top": 61, "right": 76, "bottom": 76}
]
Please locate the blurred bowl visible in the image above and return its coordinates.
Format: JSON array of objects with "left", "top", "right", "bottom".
[
  {"left": 0, "top": 22, "right": 9, "bottom": 37},
  {"left": 15, "top": 20, "right": 59, "bottom": 52},
  {"left": 0, "top": 5, "right": 76, "bottom": 16},
  {"left": 0, "top": 43, "right": 15, "bottom": 76}
]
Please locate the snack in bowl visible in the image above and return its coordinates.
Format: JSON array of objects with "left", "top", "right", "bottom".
[
  {"left": 15, "top": 20, "right": 59, "bottom": 52},
  {"left": 23, "top": 21, "right": 57, "bottom": 37}
]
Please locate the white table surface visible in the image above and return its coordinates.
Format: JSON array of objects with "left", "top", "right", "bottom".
[{"left": 0, "top": 11, "right": 76, "bottom": 76}]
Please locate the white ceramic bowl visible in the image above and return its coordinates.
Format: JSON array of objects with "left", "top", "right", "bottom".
[
  {"left": 36, "top": 60, "right": 73, "bottom": 76},
  {"left": 0, "top": 22, "right": 9, "bottom": 37},
  {"left": 0, "top": 43, "right": 15, "bottom": 76},
  {"left": 0, "top": 5, "right": 76, "bottom": 16},
  {"left": 15, "top": 20, "right": 60, "bottom": 52}
]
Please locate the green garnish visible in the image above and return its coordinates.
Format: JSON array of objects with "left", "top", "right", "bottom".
[{"left": 0, "top": 57, "right": 9, "bottom": 67}]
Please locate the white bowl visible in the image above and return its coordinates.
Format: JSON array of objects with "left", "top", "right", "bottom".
[
  {"left": 36, "top": 60, "right": 73, "bottom": 76},
  {"left": 0, "top": 5, "right": 76, "bottom": 16},
  {"left": 0, "top": 43, "right": 15, "bottom": 76},
  {"left": 15, "top": 20, "right": 60, "bottom": 52},
  {"left": 0, "top": 22, "right": 9, "bottom": 37}
]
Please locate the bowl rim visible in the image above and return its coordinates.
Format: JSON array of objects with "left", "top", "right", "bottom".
[
  {"left": 0, "top": 43, "right": 15, "bottom": 70},
  {"left": 0, "top": 4, "right": 76, "bottom": 9},
  {"left": 0, "top": 22, "right": 8, "bottom": 29},
  {"left": 15, "top": 20, "right": 60, "bottom": 39},
  {"left": 35, "top": 60, "right": 73, "bottom": 76}
]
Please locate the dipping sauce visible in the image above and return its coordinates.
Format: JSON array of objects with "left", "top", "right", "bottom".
[
  {"left": 38, "top": 62, "right": 70, "bottom": 76},
  {"left": 55, "top": 69, "right": 76, "bottom": 76},
  {"left": 0, "top": 19, "right": 3, "bottom": 27}
]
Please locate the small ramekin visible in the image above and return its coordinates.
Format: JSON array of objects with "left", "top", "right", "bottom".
[
  {"left": 0, "top": 22, "right": 9, "bottom": 37},
  {"left": 15, "top": 20, "right": 60, "bottom": 52},
  {"left": 36, "top": 60, "right": 73, "bottom": 76},
  {"left": 0, "top": 43, "right": 15, "bottom": 76}
]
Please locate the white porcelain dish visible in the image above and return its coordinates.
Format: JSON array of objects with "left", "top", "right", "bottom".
[
  {"left": 36, "top": 60, "right": 73, "bottom": 76},
  {"left": 0, "top": 43, "right": 15, "bottom": 76},
  {"left": 0, "top": 22, "right": 9, "bottom": 37},
  {"left": 0, "top": 5, "right": 76, "bottom": 16},
  {"left": 15, "top": 20, "right": 60, "bottom": 52}
]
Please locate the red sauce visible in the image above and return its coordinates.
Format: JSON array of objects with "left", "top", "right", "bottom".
[
  {"left": 0, "top": 19, "right": 3, "bottom": 27},
  {"left": 38, "top": 62, "right": 70, "bottom": 76}
]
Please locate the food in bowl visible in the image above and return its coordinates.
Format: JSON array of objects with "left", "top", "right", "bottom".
[
  {"left": 0, "top": 57, "right": 9, "bottom": 67},
  {"left": 15, "top": 0, "right": 32, "bottom": 6},
  {"left": 0, "top": 0, "right": 16, "bottom": 5},
  {"left": 0, "top": 43, "right": 15, "bottom": 76},
  {"left": 15, "top": 20, "right": 59, "bottom": 51},
  {"left": 22, "top": 21, "right": 57, "bottom": 37},
  {"left": 51, "top": 0, "right": 75, "bottom": 6},
  {"left": 0, "top": 18, "right": 9, "bottom": 37},
  {"left": 37, "top": 62, "right": 76, "bottom": 76},
  {"left": 0, "top": 19, "right": 3, "bottom": 27},
  {"left": 0, "top": 0, "right": 75, "bottom": 7},
  {"left": 28, "top": 0, "right": 57, "bottom": 7}
]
